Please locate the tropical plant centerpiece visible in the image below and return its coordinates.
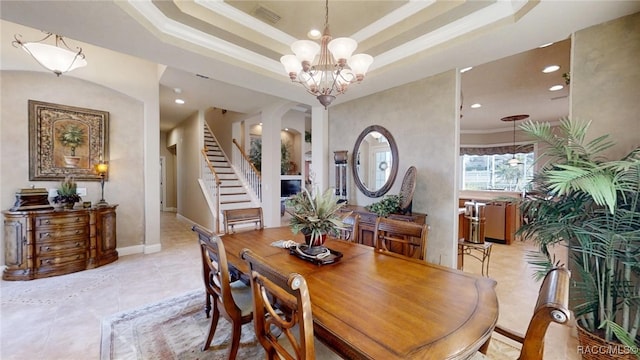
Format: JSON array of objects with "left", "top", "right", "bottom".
[
  {"left": 517, "top": 118, "right": 640, "bottom": 358},
  {"left": 52, "top": 176, "right": 81, "bottom": 209},
  {"left": 285, "top": 187, "right": 350, "bottom": 256}
]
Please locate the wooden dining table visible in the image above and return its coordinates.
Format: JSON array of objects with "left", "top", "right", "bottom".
[{"left": 219, "top": 226, "right": 499, "bottom": 360}]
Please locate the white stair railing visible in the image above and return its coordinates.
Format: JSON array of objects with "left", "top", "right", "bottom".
[{"left": 232, "top": 138, "right": 262, "bottom": 202}]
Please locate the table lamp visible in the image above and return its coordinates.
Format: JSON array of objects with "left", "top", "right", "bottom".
[{"left": 95, "top": 162, "right": 109, "bottom": 207}]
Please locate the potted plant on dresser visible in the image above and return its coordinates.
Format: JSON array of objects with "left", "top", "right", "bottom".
[
  {"left": 52, "top": 176, "right": 81, "bottom": 209},
  {"left": 517, "top": 118, "right": 640, "bottom": 359},
  {"left": 285, "top": 187, "right": 350, "bottom": 256}
]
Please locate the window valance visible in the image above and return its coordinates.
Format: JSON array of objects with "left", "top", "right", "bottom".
[{"left": 460, "top": 144, "right": 533, "bottom": 156}]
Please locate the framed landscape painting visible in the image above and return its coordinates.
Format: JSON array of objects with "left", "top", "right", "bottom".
[{"left": 29, "top": 100, "right": 109, "bottom": 181}]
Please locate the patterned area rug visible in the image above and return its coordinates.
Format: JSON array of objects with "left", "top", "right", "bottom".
[{"left": 100, "top": 290, "right": 264, "bottom": 360}]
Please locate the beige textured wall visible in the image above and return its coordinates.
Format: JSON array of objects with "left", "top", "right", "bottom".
[
  {"left": 171, "top": 112, "right": 215, "bottom": 230},
  {"left": 330, "top": 70, "right": 459, "bottom": 266},
  {"left": 572, "top": 11, "right": 640, "bottom": 159},
  {"left": 0, "top": 71, "right": 145, "bottom": 251}
]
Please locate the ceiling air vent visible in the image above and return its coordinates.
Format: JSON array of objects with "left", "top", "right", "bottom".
[
  {"left": 252, "top": 5, "right": 281, "bottom": 24},
  {"left": 551, "top": 95, "right": 568, "bottom": 100},
  {"left": 196, "top": 73, "right": 210, "bottom": 79}
]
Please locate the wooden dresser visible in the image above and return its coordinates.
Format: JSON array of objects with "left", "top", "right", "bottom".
[
  {"left": 341, "top": 205, "right": 427, "bottom": 247},
  {"left": 2, "top": 205, "right": 118, "bottom": 280}
]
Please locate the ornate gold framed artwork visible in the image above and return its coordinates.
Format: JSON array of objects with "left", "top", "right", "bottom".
[{"left": 29, "top": 100, "right": 109, "bottom": 181}]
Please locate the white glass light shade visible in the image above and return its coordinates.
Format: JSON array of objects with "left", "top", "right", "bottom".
[
  {"left": 22, "top": 43, "right": 87, "bottom": 74},
  {"left": 348, "top": 54, "right": 373, "bottom": 76},
  {"left": 291, "top": 40, "right": 320, "bottom": 63},
  {"left": 328, "top": 37, "right": 357, "bottom": 61},
  {"left": 280, "top": 55, "right": 301, "bottom": 74},
  {"left": 508, "top": 157, "right": 520, "bottom": 166}
]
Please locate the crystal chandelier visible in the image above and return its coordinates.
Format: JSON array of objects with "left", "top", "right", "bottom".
[
  {"left": 12, "top": 32, "right": 87, "bottom": 76},
  {"left": 280, "top": 0, "right": 373, "bottom": 109}
]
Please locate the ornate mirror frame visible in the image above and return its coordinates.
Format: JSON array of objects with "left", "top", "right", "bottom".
[{"left": 351, "top": 125, "right": 399, "bottom": 198}]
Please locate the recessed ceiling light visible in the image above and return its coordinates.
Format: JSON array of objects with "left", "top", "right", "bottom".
[
  {"left": 259, "top": 122, "right": 263, "bottom": 126},
  {"left": 173, "top": 88, "right": 182, "bottom": 94},
  {"left": 460, "top": 66, "right": 473, "bottom": 73},
  {"left": 539, "top": 42, "right": 553, "bottom": 48},
  {"left": 175, "top": 99, "right": 185, "bottom": 104},
  {"left": 307, "top": 29, "right": 321, "bottom": 39},
  {"left": 471, "top": 103, "right": 482, "bottom": 109},
  {"left": 549, "top": 85, "right": 564, "bottom": 91},
  {"left": 284, "top": 128, "right": 289, "bottom": 131},
  {"left": 542, "top": 65, "right": 560, "bottom": 73}
]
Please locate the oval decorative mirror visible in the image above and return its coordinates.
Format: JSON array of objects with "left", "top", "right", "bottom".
[{"left": 351, "top": 125, "right": 399, "bottom": 198}]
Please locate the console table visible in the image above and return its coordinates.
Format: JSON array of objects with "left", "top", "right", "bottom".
[
  {"left": 2, "top": 205, "right": 118, "bottom": 280},
  {"left": 341, "top": 205, "right": 427, "bottom": 247}
]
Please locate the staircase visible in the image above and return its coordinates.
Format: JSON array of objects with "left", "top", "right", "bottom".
[{"left": 201, "top": 125, "right": 259, "bottom": 232}]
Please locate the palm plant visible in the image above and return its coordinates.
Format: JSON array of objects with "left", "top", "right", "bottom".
[{"left": 517, "top": 118, "right": 640, "bottom": 353}]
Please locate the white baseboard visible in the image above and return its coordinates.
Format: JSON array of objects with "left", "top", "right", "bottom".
[
  {"left": 117, "top": 245, "right": 144, "bottom": 256},
  {"left": 163, "top": 207, "right": 177, "bottom": 212},
  {"left": 117, "top": 243, "right": 162, "bottom": 256}
]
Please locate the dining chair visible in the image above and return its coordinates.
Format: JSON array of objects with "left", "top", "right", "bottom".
[
  {"left": 473, "top": 267, "right": 571, "bottom": 360},
  {"left": 240, "top": 249, "right": 342, "bottom": 360},
  {"left": 336, "top": 213, "right": 359, "bottom": 243},
  {"left": 193, "top": 225, "right": 254, "bottom": 358},
  {"left": 223, "top": 207, "right": 263, "bottom": 234},
  {"left": 373, "top": 216, "right": 428, "bottom": 260}
]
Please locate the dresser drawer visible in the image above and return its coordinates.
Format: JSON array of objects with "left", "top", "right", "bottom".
[
  {"left": 35, "top": 226, "right": 88, "bottom": 241},
  {"left": 35, "top": 214, "right": 88, "bottom": 227},
  {"left": 36, "top": 238, "right": 86, "bottom": 256}
]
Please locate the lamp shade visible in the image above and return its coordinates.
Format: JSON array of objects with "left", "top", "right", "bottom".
[
  {"left": 95, "top": 163, "right": 109, "bottom": 173},
  {"left": 328, "top": 37, "right": 357, "bottom": 61},
  {"left": 291, "top": 40, "right": 320, "bottom": 63},
  {"left": 22, "top": 43, "right": 87, "bottom": 75},
  {"left": 280, "top": 55, "right": 302, "bottom": 74},
  {"left": 348, "top": 54, "right": 373, "bottom": 77}
]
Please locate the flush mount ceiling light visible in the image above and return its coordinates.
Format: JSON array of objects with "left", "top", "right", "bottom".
[
  {"left": 542, "top": 65, "right": 560, "bottom": 73},
  {"left": 460, "top": 66, "right": 473, "bottom": 73},
  {"left": 471, "top": 103, "right": 482, "bottom": 109},
  {"left": 12, "top": 32, "right": 87, "bottom": 76},
  {"left": 501, "top": 114, "right": 529, "bottom": 166},
  {"left": 280, "top": 0, "right": 373, "bottom": 109},
  {"left": 549, "top": 85, "right": 564, "bottom": 91}
]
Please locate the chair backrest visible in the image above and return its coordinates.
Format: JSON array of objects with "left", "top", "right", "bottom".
[
  {"left": 223, "top": 207, "right": 264, "bottom": 234},
  {"left": 373, "top": 217, "right": 428, "bottom": 260},
  {"left": 490, "top": 267, "right": 571, "bottom": 360},
  {"left": 336, "top": 213, "right": 359, "bottom": 243},
  {"left": 241, "top": 249, "right": 316, "bottom": 360},
  {"left": 194, "top": 225, "right": 244, "bottom": 319}
]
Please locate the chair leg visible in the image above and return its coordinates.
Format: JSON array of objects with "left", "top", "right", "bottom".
[
  {"left": 202, "top": 303, "right": 220, "bottom": 351},
  {"left": 226, "top": 320, "right": 242, "bottom": 359},
  {"left": 204, "top": 292, "right": 212, "bottom": 318}
]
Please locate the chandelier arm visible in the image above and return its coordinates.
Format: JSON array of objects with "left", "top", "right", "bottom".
[{"left": 56, "top": 35, "right": 85, "bottom": 58}]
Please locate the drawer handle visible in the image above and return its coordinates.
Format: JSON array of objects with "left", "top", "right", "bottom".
[
  {"left": 44, "top": 220, "right": 50, "bottom": 224},
  {"left": 45, "top": 246, "right": 51, "bottom": 251},
  {"left": 75, "top": 242, "right": 81, "bottom": 247},
  {"left": 45, "top": 259, "right": 51, "bottom": 264},
  {"left": 76, "top": 230, "right": 80, "bottom": 234},
  {"left": 76, "top": 255, "right": 81, "bottom": 260},
  {"left": 75, "top": 217, "right": 81, "bottom": 222},
  {"left": 44, "top": 233, "right": 51, "bottom": 238}
]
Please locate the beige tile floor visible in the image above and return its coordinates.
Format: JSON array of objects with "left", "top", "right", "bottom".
[{"left": 0, "top": 212, "right": 579, "bottom": 359}]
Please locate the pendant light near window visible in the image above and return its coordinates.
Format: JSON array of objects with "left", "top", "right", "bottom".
[
  {"left": 500, "top": 114, "right": 529, "bottom": 166},
  {"left": 12, "top": 32, "right": 87, "bottom": 76}
]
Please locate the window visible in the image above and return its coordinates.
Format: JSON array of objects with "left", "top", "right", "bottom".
[{"left": 461, "top": 152, "right": 534, "bottom": 191}]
